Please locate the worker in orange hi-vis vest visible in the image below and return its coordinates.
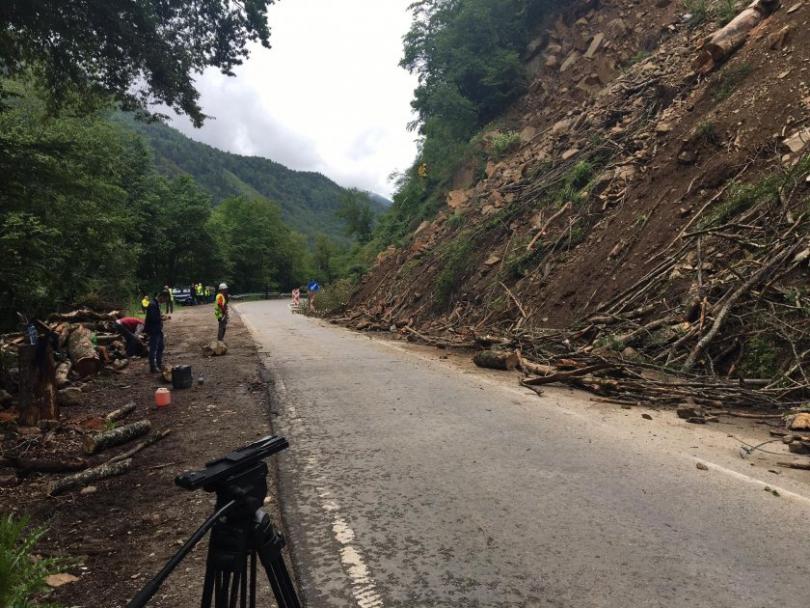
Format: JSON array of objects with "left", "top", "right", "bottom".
[{"left": 214, "top": 283, "right": 229, "bottom": 341}]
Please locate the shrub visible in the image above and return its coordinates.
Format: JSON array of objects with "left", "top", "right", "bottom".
[
  {"left": 488, "top": 131, "right": 522, "bottom": 159},
  {"left": 716, "top": 0, "right": 740, "bottom": 25},
  {"left": 311, "top": 279, "right": 355, "bottom": 316},
  {"left": 0, "top": 515, "right": 67, "bottom": 608},
  {"left": 435, "top": 234, "right": 476, "bottom": 306}
]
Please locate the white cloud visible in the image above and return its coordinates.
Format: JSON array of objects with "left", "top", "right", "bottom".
[{"left": 167, "top": 0, "right": 420, "bottom": 197}]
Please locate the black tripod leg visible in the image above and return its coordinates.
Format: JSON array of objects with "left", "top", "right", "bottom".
[
  {"left": 249, "top": 552, "right": 257, "bottom": 608},
  {"left": 257, "top": 552, "right": 301, "bottom": 608}
]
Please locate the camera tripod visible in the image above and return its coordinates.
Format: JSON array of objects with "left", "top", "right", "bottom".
[{"left": 128, "top": 436, "right": 301, "bottom": 608}]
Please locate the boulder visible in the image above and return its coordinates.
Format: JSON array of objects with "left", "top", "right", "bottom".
[
  {"left": 447, "top": 190, "right": 469, "bottom": 209},
  {"left": 203, "top": 341, "right": 228, "bottom": 357},
  {"left": 789, "top": 412, "right": 810, "bottom": 431},
  {"left": 585, "top": 33, "right": 605, "bottom": 59},
  {"left": 560, "top": 51, "right": 581, "bottom": 73},
  {"left": 783, "top": 128, "right": 810, "bottom": 155}
]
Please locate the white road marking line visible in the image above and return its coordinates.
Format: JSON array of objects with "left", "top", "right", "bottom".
[{"left": 694, "top": 458, "right": 810, "bottom": 505}]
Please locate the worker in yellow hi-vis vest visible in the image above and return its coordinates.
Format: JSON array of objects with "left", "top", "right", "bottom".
[{"left": 215, "top": 283, "right": 229, "bottom": 341}]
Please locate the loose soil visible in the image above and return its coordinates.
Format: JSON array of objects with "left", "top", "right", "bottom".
[{"left": 0, "top": 306, "right": 282, "bottom": 608}]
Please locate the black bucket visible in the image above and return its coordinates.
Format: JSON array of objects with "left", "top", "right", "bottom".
[{"left": 172, "top": 365, "right": 193, "bottom": 390}]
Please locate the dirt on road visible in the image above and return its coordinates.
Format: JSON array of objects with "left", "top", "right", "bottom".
[{"left": 0, "top": 305, "right": 282, "bottom": 608}]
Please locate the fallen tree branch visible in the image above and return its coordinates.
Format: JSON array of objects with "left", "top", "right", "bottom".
[
  {"left": 105, "top": 401, "right": 137, "bottom": 423},
  {"left": 107, "top": 429, "right": 172, "bottom": 464}
]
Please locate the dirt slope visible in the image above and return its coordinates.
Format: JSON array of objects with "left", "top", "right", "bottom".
[{"left": 347, "top": 0, "right": 810, "bottom": 382}]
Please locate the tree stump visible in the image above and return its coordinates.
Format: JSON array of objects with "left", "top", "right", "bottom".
[{"left": 18, "top": 343, "right": 58, "bottom": 427}]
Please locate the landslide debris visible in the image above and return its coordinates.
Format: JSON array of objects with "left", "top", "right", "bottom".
[{"left": 341, "top": 0, "right": 810, "bottom": 412}]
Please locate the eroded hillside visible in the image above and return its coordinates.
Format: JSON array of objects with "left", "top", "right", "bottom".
[{"left": 345, "top": 0, "right": 810, "bottom": 391}]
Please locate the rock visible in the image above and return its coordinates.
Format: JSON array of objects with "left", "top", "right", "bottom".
[
  {"left": 561, "top": 148, "right": 579, "bottom": 161},
  {"left": 783, "top": 128, "right": 810, "bottom": 154},
  {"left": 678, "top": 149, "right": 697, "bottom": 165},
  {"left": 641, "top": 413, "right": 653, "bottom": 420},
  {"left": 484, "top": 255, "right": 502, "bottom": 266},
  {"left": 485, "top": 161, "right": 498, "bottom": 179},
  {"left": 677, "top": 406, "right": 700, "bottom": 419},
  {"left": 615, "top": 165, "right": 637, "bottom": 181},
  {"left": 203, "top": 341, "right": 228, "bottom": 357},
  {"left": 551, "top": 118, "right": 573, "bottom": 135},
  {"left": 621, "top": 346, "right": 640, "bottom": 360},
  {"left": 545, "top": 54, "right": 560, "bottom": 68},
  {"left": 57, "top": 387, "right": 83, "bottom": 407},
  {"left": 560, "top": 51, "right": 581, "bottom": 73},
  {"left": 447, "top": 190, "right": 469, "bottom": 209},
  {"left": 520, "top": 126, "right": 537, "bottom": 143},
  {"left": 788, "top": 412, "right": 810, "bottom": 431},
  {"left": 585, "top": 33, "right": 605, "bottom": 59},
  {"left": 80, "top": 485, "right": 98, "bottom": 494},
  {"left": 112, "top": 358, "right": 129, "bottom": 370},
  {"left": 606, "top": 17, "right": 628, "bottom": 38},
  {"left": 696, "top": 462, "right": 709, "bottom": 471},
  {"left": 656, "top": 121, "right": 673, "bottom": 134},
  {"left": 45, "top": 573, "right": 80, "bottom": 588}
]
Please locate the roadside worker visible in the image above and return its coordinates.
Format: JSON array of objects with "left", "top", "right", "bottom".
[
  {"left": 163, "top": 284, "right": 174, "bottom": 315},
  {"left": 195, "top": 282, "right": 204, "bottom": 305},
  {"left": 215, "top": 283, "right": 229, "bottom": 341},
  {"left": 204, "top": 284, "right": 211, "bottom": 303},
  {"left": 114, "top": 316, "right": 147, "bottom": 357},
  {"left": 307, "top": 279, "right": 321, "bottom": 312},
  {"left": 144, "top": 293, "right": 164, "bottom": 373},
  {"left": 141, "top": 292, "right": 150, "bottom": 312}
]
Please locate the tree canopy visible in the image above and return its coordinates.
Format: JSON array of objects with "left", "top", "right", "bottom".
[{"left": 0, "top": 0, "right": 277, "bottom": 126}]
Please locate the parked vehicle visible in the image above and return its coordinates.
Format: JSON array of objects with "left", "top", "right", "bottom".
[{"left": 171, "top": 288, "right": 195, "bottom": 306}]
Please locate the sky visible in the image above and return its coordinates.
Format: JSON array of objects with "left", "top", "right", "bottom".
[{"left": 167, "top": 0, "right": 420, "bottom": 198}]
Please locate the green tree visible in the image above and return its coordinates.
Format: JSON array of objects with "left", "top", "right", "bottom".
[
  {"left": 0, "top": 0, "right": 277, "bottom": 125},
  {"left": 312, "top": 234, "right": 340, "bottom": 284},
  {"left": 210, "top": 196, "right": 308, "bottom": 292},
  {"left": 337, "top": 189, "right": 375, "bottom": 243}
]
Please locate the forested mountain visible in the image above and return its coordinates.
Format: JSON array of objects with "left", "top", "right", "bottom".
[{"left": 114, "top": 113, "right": 386, "bottom": 242}]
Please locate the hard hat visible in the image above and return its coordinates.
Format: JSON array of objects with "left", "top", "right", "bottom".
[{"left": 219, "top": 283, "right": 228, "bottom": 290}]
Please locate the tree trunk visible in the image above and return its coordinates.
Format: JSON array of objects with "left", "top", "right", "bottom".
[
  {"left": 473, "top": 350, "right": 519, "bottom": 371},
  {"left": 49, "top": 458, "right": 132, "bottom": 495},
  {"left": 17, "top": 343, "right": 58, "bottom": 427},
  {"left": 83, "top": 419, "right": 151, "bottom": 454},
  {"left": 695, "top": 0, "right": 781, "bottom": 72},
  {"left": 67, "top": 325, "right": 101, "bottom": 378}
]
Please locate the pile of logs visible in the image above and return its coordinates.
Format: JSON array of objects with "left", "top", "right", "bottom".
[{"left": 0, "top": 308, "right": 133, "bottom": 427}]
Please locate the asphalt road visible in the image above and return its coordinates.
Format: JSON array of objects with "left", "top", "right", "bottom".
[{"left": 238, "top": 300, "right": 809, "bottom": 608}]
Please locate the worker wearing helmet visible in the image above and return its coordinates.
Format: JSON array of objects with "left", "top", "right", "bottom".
[{"left": 215, "top": 283, "right": 230, "bottom": 341}]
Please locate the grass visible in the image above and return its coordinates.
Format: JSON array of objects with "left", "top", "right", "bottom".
[
  {"left": 711, "top": 62, "right": 753, "bottom": 103},
  {"left": 682, "top": 0, "right": 710, "bottom": 27},
  {"left": 0, "top": 515, "right": 68, "bottom": 608},
  {"left": 446, "top": 212, "right": 465, "bottom": 229},
  {"left": 700, "top": 177, "right": 780, "bottom": 228},
  {"left": 716, "top": 0, "right": 740, "bottom": 25},
  {"left": 695, "top": 121, "right": 722, "bottom": 146}
]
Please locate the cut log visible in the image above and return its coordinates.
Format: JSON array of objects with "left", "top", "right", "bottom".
[
  {"left": 55, "top": 361, "right": 72, "bottom": 388},
  {"left": 105, "top": 401, "right": 137, "bottom": 423},
  {"left": 48, "top": 309, "right": 121, "bottom": 323},
  {"left": 49, "top": 458, "right": 132, "bottom": 495},
  {"left": 473, "top": 350, "right": 519, "bottom": 371},
  {"left": 107, "top": 429, "right": 172, "bottom": 464},
  {"left": 777, "top": 461, "right": 810, "bottom": 471},
  {"left": 18, "top": 342, "right": 58, "bottom": 427},
  {"left": 67, "top": 325, "right": 101, "bottom": 378},
  {"left": 83, "top": 419, "right": 151, "bottom": 455},
  {"left": 695, "top": 0, "right": 781, "bottom": 73},
  {"left": 10, "top": 456, "right": 89, "bottom": 475}
]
